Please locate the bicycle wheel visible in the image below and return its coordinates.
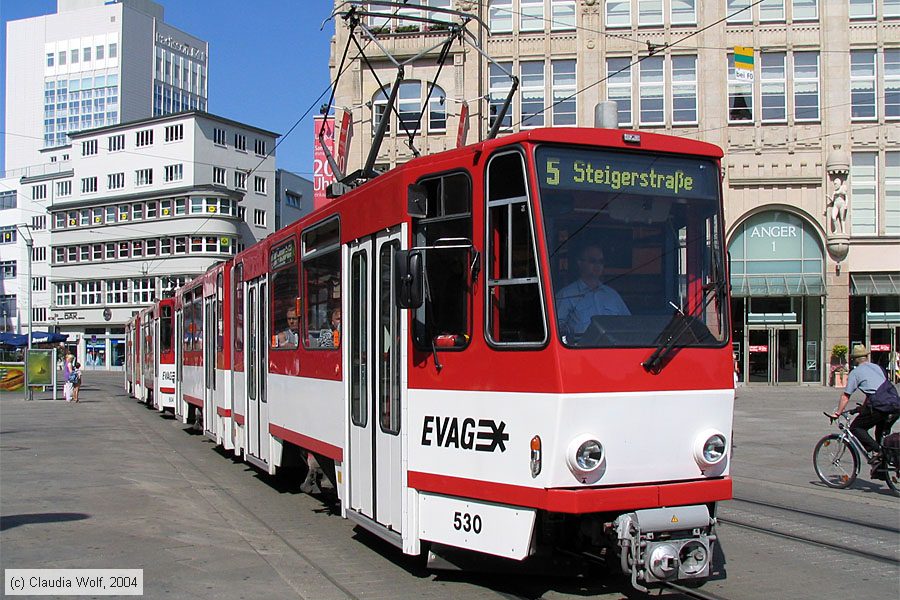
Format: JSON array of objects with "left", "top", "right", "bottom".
[
  {"left": 884, "top": 459, "right": 900, "bottom": 498},
  {"left": 813, "top": 434, "right": 859, "bottom": 488}
]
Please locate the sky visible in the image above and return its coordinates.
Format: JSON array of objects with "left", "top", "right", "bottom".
[{"left": 0, "top": 0, "right": 335, "bottom": 178}]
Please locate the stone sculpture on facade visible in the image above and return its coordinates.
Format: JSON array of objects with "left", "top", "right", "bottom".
[{"left": 827, "top": 174, "right": 848, "bottom": 235}]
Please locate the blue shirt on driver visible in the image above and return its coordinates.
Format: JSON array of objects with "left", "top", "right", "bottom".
[{"left": 556, "top": 279, "right": 630, "bottom": 337}]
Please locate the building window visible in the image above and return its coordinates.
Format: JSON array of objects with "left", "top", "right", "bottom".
[
  {"left": 81, "top": 177, "right": 98, "bottom": 193},
  {"left": 82, "top": 140, "right": 98, "bottom": 156},
  {"left": 213, "top": 127, "right": 226, "bottom": 145},
  {"left": 135, "top": 168, "right": 153, "bottom": 186},
  {"left": 175, "top": 198, "right": 187, "bottom": 215},
  {"left": 108, "top": 172, "right": 125, "bottom": 190},
  {"left": 639, "top": 56, "right": 665, "bottom": 125},
  {"left": 108, "top": 134, "right": 124, "bottom": 151},
  {"left": 33, "top": 185, "right": 47, "bottom": 200},
  {"left": 164, "top": 164, "right": 184, "bottom": 182},
  {"left": 254, "top": 209, "right": 266, "bottom": 227},
  {"left": 638, "top": 0, "right": 663, "bottom": 26},
  {"left": 550, "top": 60, "right": 576, "bottom": 126},
  {"left": 33, "top": 276, "right": 47, "bottom": 291},
  {"left": 520, "top": 61, "right": 545, "bottom": 127},
  {"left": 107, "top": 280, "right": 128, "bottom": 304},
  {"left": 850, "top": 50, "right": 877, "bottom": 120},
  {"left": 671, "top": 0, "right": 696, "bottom": 24},
  {"left": 132, "top": 203, "right": 144, "bottom": 221},
  {"left": 792, "top": 0, "right": 818, "bottom": 20},
  {"left": 33, "top": 307, "right": 47, "bottom": 323},
  {"left": 136, "top": 129, "right": 154, "bottom": 147},
  {"left": 71, "top": 49, "right": 79, "bottom": 64},
  {"left": 254, "top": 139, "right": 267, "bottom": 155},
  {"left": 428, "top": 86, "right": 447, "bottom": 132},
  {"left": 0, "top": 226, "right": 16, "bottom": 244},
  {"left": 850, "top": 0, "right": 875, "bottom": 19},
  {"left": 759, "top": 0, "right": 785, "bottom": 21},
  {"left": 0, "top": 261, "right": 15, "bottom": 279},
  {"left": 254, "top": 175, "right": 266, "bottom": 194},
  {"left": 175, "top": 236, "right": 187, "bottom": 254},
  {"left": 794, "top": 52, "right": 820, "bottom": 121},
  {"left": 81, "top": 281, "right": 103, "bottom": 305},
  {"left": 109, "top": 42, "right": 117, "bottom": 58},
  {"left": 606, "top": 0, "right": 631, "bottom": 27},
  {"left": 606, "top": 57, "right": 633, "bottom": 126},
  {"left": 761, "top": 52, "right": 787, "bottom": 122},
  {"left": 146, "top": 239, "right": 158, "bottom": 256},
  {"left": 234, "top": 171, "right": 247, "bottom": 190},
  {"left": 146, "top": 201, "right": 157, "bottom": 219},
  {"left": 80, "top": 209, "right": 90, "bottom": 226},
  {"left": 489, "top": 62, "right": 514, "bottom": 130},
  {"left": 887, "top": 152, "right": 900, "bottom": 234},
  {"left": 851, "top": 152, "right": 877, "bottom": 234},
  {"left": 58, "top": 51, "right": 66, "bottom": 66},
  {"left": 160, "top": 238, "right": 172, "bottom": 255},
  {"left": 32, "top": 215, "right": 46, "bottom": 230},
  {"left": 520, "top": 0, "right": 544, "bottom": 30},
  {"left": 0, "top": 191, "right": 15, "bottom": 210},
  {"left": 164, "top": 123, "right": 184, "bottom": 142},
  {"left": 93, "top": 244, "right": 102, "bottom": 260},
  {"left": 285, "top": 192, "right": 302, "bottom": 208},
  {"left": 47, "top": 52, "right": 54, "bottom": 67},
  {"left": 237, "top": 206, "right": 247, "bottom": 221},
  {"left": 56, "top": 283, "right": 77, "bottom": 307},
  {"left": 489, "top": 0, "right": 513, "bottom": 32},
  {"left": 32, "top": 246, "right": 46, "bottom": 262},
  {"left": 213, "top": 167, "right": 226, "bottom": 185},
  {"left": 234, "top": 133, "right": 246, "bottom": 151},
  {"left": 96, "top": 44, "right": 104, "bottom": 60},
  {"left": 886, "top": 49, "right": 899, "bottom": 120},
  {"left": 56, "top": 180, "right": 72, "bottom": 197},
  {"left": 728, "top": 54, "right": 753, "bottom": 122}
]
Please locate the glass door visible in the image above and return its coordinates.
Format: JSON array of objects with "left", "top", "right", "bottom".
[
  {"left": 776, "top": 328, "right": 799, "bottom": 383},
  {"left": 869, "top": 325, "right": 900, "bottom": 383},
  {"left": 747, "top": 329, "right": 770, "bottom": 383}
]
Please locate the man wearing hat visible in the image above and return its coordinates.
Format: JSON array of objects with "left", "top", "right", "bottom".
[{"left": 833, "top": 343, "right": 900, "bottom": 464}]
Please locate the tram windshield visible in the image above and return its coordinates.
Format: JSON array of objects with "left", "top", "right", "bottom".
[{"left": 536, "top": 146, "right": 727, "bottom": 349}]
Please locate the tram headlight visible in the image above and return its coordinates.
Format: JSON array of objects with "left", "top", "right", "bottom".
[
  {"left": 694, "top": 430, "right": 727, "bottom": 468},
  {"left": 566, "top": 434, "right": 605, "bottom": 477}
]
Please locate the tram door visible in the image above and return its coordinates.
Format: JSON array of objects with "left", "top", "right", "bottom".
[
  {"left": 175, "top": 310, "right": 184, "bottom": 421},
  {"left": 747, "top": 327, "right": 800, "bottom": 384},
  {"left": 203, "top": 296, "right": 216, "bottom": 436},
  {"left": 348, "top": 230, "right": 403, "bottom": 531},
  {"left": 246, "top": 278, "right": 269, "bottom": 463}
]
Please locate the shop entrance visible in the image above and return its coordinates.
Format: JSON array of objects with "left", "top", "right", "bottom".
[
  {"left": 869, "top": 325, "right": 900, "bottom": 383},
  {"left": 747, "top": 326, "right": 801, "bottom": 384}
]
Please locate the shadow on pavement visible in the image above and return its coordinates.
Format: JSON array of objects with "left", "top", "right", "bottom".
[{"left": 1, "top": 512, "right": 90, "bottom": 531}]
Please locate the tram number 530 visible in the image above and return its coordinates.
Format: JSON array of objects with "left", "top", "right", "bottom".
[{"left": 453, "top": 511, "right": 482, "bottom": 534}]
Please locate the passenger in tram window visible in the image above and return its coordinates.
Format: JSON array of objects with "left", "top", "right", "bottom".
[
  {"left": 318, "top": 308, "right": 341, "bottom": 349},
  {"left": 555, "top": 243, "right": 630, "bottom": 339},
  {"left": 275, "top": 308, "right": 300, "bottom": 348}
]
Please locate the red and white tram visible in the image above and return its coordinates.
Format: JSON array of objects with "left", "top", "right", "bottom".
[{"left": 129, "top": 127, "right": 733, "bottom": 589}]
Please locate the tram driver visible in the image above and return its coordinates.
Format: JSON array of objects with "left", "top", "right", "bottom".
[{"left": 556, "top": 243, "right": 630, "bottom": 341}]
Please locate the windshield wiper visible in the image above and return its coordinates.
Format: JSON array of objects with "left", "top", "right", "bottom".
[{"left": 641, "top": 277, "right": 726, "bottom": 374}]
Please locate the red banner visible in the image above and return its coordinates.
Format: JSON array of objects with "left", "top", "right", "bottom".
[
  {"left": 314, "top": 116, "right": 335, "bottom": 209},
  {"left": 457, "top": 101, "right": 469, "bottom": 148},
  {"left": 336, "top": 110, "right": 353, "bottom": 175}
]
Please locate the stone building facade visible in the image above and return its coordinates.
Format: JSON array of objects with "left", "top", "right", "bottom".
[{"left": 328, "top": 0, "right": 899, "bottom": 385}]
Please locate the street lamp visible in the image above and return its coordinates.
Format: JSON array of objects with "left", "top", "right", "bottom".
[{"left": 15, "top": 223, "right": 33, "bottom": 400}]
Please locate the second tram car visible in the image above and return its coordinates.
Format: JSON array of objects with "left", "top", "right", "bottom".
[{"left": 128, "top": 127, "right": 733, "bottom": 589}]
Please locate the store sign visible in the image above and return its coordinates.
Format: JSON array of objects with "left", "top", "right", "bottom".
[
  {"left": 749, "top": 345, "right": 768, "bottom": 353},
  {"left": 156, "top": 33, "right": 207, "bottom": 61},
  {"left": 871, "top": 344, "right": 891, "bottom": 351},
  {"left": 313, "top": 116, "right": 336, "bottom": 209}
]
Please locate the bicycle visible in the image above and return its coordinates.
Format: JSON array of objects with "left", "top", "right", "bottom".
[{"left": 812, "top": 407, "right": 900, "bottom": 497}]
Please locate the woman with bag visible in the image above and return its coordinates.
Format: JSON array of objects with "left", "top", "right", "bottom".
[{"left": 62, "top": 353, "right": 75, "bottom": 402}]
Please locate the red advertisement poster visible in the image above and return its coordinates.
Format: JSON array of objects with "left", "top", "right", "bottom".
[{"left": 314, "top": 116, "right": 336, "bottom": 209}]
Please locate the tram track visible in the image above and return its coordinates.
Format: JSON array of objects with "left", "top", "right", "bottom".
[
  {"left": 717, "top": 517, "right": 899, "bottom": 566},
  {"left": 730, "top": 496, "right": 900, "bottom": 534},
  {"left": 661, "top": 581, "right": 732, "bottom": 600}
]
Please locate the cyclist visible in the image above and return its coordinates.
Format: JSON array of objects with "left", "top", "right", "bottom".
[{"left": 832, "top": 344, "right": 900, "bottom": 465}]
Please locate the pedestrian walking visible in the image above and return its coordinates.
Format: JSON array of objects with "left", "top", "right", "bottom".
[{"left": 71, "top": 362, "right": 83, "bottom": 403}]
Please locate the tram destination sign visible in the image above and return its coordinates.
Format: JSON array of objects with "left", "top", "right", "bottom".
[
  {"left": 537, "top": 147, "right": 718, "bottom": 199},
  {"left": 270, "top": 239, "right": 296, "bottom": 270}
]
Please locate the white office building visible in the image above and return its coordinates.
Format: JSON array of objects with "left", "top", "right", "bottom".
[
  {"left": 4, "top": 0, "right": 208, "bottom": 175},
  {"left": 15, "top": 111, "right": 278, "bottom": 369}
]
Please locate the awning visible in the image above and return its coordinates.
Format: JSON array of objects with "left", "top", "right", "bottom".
[
  {"left": 731, "top": 274, "right": 826, "bottom": 297},
  {"left": 850, "top": 273, "right": 900, "bottom": 296}
]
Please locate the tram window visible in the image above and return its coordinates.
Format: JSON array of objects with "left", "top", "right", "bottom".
[
  {"left": 412, "top": 172, "right": 472, "bottom": 351},
  {"left": 379, "top": 241, "right": 401, "bottom": 434},
  {"left": 233, "top": 264, "right": 244, "bottom": 353},
  {"left": 160, "top": 305, "right": 173, "bottom": 354},
  {"left": 183, "top": 289, "right": 195, "bottom": 352},
  {"left": 192, "top": 289, "right": 204, "bottom": 353},
  {"left": 486, "top": 152, "right": 547, "bottom": 346},
  {"left": 270, "top": 238, "right": 300, "bottom": 350},
  {"left": 302, "top": 219, "right": 341, "bottom": 350}
]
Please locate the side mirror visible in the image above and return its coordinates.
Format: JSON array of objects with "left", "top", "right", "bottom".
[
  {"left": 407, "top": 184, "right": 427, "bottom": 218},
  {"left": 394, "top": 249, "right": 424, "bottom": 309}
]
